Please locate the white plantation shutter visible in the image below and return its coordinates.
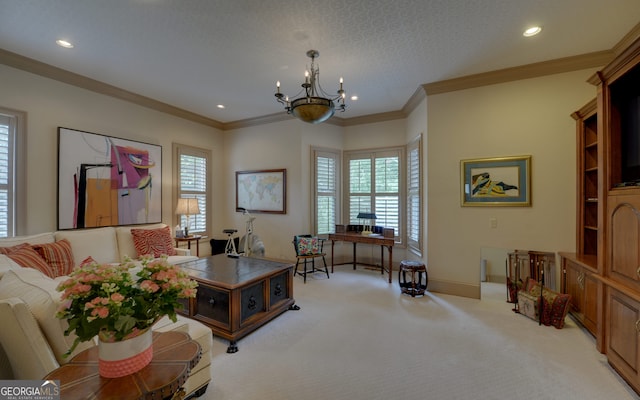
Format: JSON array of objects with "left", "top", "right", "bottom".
[
  {"left": 346, "top": 148, "right": 403, "bottom": 242},
  {"left": 175, "top": 145, "right": 210, "bottom": 235},
  {"left": 349, "top": 157, "right": 372, "bottom": 223},
  {"left": 313, "top": 148, "right": 340, "bottom": 235},
  {"left": 0, "top": 115, "right": 12, "bottom": 237},
  {"left": 407, "top": 135, "right": 422, "bottom": 255}
]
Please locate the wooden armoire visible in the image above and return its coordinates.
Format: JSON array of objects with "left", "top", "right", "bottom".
[{"left": 560, "top": 33, "right": 640, "bottom": 394}]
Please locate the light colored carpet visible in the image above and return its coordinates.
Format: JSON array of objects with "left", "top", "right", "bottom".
[{"left": 204, "top": 267, "right": 639, "bottom": 400}]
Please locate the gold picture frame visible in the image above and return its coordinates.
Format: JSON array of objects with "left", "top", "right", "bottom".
[{"left": 461, "top": 155, "right": 531, "bottom": 207}]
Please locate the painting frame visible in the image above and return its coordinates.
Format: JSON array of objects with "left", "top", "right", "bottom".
[
  {"left": 57, "top": 127, "right": 163, "bottom": 230},
  {"left": 235, "top": 169, "right": 286, "bottom": 214},
  {"left": 461, "top": 155, "right": 531, "bottom": 207}
]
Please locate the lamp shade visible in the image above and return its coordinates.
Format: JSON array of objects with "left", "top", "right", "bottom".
[
  {"left": 175, "top": 198, "right": 200, "bottom": 216},
  {"left": 356, "top": 212, "right": 377, "bottom": 220}
]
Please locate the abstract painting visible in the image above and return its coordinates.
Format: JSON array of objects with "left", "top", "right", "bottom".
[{"left": 57, "top": 127, "right": 162, "bottom": 229}]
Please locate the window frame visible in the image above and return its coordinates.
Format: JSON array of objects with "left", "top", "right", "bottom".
[{"left": 173, "top": 143, "right": 211, "bottom": 236}]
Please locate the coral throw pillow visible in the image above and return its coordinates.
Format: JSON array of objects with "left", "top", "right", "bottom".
[
  {"left": 33, "top": 239, "right": 76, "bottom": 277},
  {"left": 4, "top": 245, "right": 56, "bottom": 278},
  {"left": 0, "top": 242, "right": 31, "bottom": 255},
  {"left": 131, "top": 226, "right": 177, "bottom": 258}
]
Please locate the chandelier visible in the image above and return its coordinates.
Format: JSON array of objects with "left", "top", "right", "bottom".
[{"left": 274, "top": 50, "right": 346, "bottom": 124}]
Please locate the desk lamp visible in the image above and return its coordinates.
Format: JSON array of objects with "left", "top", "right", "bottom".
[
  {"left": 175, "top": 198, "right": 200, "bottom": 237},
  {"left": 357, "top": 212, "right": 377, "bottom": 235}
]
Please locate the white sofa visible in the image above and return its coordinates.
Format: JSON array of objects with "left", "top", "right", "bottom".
[{"left": 0, "top": 224, "right": 211, "bottom": 399}]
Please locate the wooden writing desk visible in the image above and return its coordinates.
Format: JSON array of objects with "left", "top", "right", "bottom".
[{"left": 328, "top": 225, "right": 395, "bottom": 283}]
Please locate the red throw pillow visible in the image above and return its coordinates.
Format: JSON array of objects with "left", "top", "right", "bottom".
[
  {"left": 5, "top": 245, "right": 56, "bottom": 278},
  {"left": 131, "top": 226, "right": 177, "bottom": 258},
  {"left": 33, "top": 239, "right": 76, "bottom": 277}
]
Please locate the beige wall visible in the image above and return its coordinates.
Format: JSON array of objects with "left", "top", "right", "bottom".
[
  {"left": 0, "top": 64, "right": 223, "bottom": 237},
  {"left": 222, "top": 120, "right": 343, "bottom": 260},
  {"left": 0, "top": 62, "right": 602, "bottom": 299},
  {"left": 426, "top": 69, "right": 598, "bottom": 297}
]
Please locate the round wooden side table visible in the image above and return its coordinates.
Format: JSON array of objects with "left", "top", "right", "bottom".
[
  {"left": 398, "top": 260, "right": 428, "bottom": 297},
  {"left": 44, "top": 331, "right": 201, "bottom": 400}
]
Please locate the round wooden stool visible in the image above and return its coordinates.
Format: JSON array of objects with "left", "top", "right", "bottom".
[{"left": 398, "top": 260, "right": 428, "bottom": 297}]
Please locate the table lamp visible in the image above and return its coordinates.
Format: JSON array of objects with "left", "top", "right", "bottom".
[
  {"left": 357, "top": 212, "right": 377, "bottom": 235},
  {"left": 175, "top": 198, "right": 200, "bottom": 237}
]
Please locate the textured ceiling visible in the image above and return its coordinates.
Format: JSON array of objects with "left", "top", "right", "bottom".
[{"left": 0, "top": 0, "right": 639, "bottom": 124}]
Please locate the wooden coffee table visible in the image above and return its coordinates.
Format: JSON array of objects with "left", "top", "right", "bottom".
[
  {"left": 178, "top": 254, "right": 297, "bottom": 353},
  {"left": 43, "top": 331, "right": 201, "bottom": 400}
]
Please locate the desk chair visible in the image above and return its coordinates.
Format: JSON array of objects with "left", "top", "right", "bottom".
[{"left": 293, "top": 235, "right": 329, "bottom": 283}]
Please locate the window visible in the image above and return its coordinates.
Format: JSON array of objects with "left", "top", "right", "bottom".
[
  {"left": 312, "top": 148, "right": 340, "bottom": 235},
  {"left": 174, "top": 144, "right": 210, "bottom": 235},
  {"left": 345, "top": 147, "right": 403, "bottom": 242},
  {"left": 0, "top": 108, "right": 25, "bottom": 238},
  {"left": 407, "top": 135, "right": 422, "bottom": 255}
]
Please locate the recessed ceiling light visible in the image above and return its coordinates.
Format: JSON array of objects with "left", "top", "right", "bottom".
[
  {"left": 216, "top": 104, "right": 225, "bottom": 109},
  {"left": 56, "top": 39, "right": 74, "bottom": 48},
  {"left": 523, "top": 26, "right": 542, "bottom": 37},
  {"left": 350, "top": 95, "right": 358, "bottom": 101}
]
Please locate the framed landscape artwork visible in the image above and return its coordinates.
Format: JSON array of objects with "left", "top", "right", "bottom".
[
  {"left": 57, "top": 127, "right": 162, "bottom": 230},
  {"left": 461, "top": 155, "right": 531, "bottom": 207},
  {"left": 236, "top": 169, "right": 286, "bottom": 214}
]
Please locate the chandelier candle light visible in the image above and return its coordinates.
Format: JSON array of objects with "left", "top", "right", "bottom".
[{"left": 275, "top": 50, "right": 346, "bottom": 124}]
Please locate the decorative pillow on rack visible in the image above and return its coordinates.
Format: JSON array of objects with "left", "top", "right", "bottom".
[
  {"left": 520, "top": 279, "right": 571, "bottom": 329},
  {"left": 131, "top": 226, "right": 177, "bottom": 258},
  {"left": 1, "top": 244, "right": 55, "bottom": 278},
  {"left": 297, "top": 236, "right": 321, "bottom": 255},
  {"left": 33, "top": 239, "right": 75, "bottom": 277}
]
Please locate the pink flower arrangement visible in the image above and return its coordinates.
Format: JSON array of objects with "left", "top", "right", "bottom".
[{"left": 56, "top": 256, "right": 198, "bottom": 356}]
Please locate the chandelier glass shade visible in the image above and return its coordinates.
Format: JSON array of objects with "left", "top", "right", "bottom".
[{"left": 275, "top": 50, "right": 346, "bottom": 124}]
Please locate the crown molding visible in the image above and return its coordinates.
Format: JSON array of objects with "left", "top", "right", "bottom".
[
  {"left": 0, "top": 36, "right": 631, "bottom": 129},
  {"left": 612, "top": 21, "right": 640, "bottom": 57},
  {"left": 0, "top": 48, "right": 225, "bottom": 130},
  {"left": 222, "top": 111, "right": 352, "bottom": 130},
  {"left": 402, "top": 86, "right": 427, "bottom": 115},
  {"left": 423, "top": 50, "right": 613, "bottom": 96},
  {"left": 222, "top": 112, "right": 293, "bottom": 130},
  {"left": 340, "top": 110, "right": 406, "bottom": 127}
]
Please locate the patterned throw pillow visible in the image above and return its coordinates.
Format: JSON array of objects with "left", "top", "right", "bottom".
[
  {"left": 297, "top": 236, "right": 320, "bottom": 255},
  {"left": 131, "top": 226, "right": 177, "bottom": 258},
  {"left": 522, "top": 278, "right": 571, "bottom": 329},
  {"left": 3, "top": 245, "right": 56, "bottom": 278},
  {"left": 0, "top": 243, "right": 31, "bottom": 255},
  {"left": 33, "top": 239, "right": 76, "bottom": 277}
]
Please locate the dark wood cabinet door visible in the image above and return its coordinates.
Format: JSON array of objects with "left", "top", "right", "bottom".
[{"left": 608, "top": 195, "right": 640, "bottom": 292}]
